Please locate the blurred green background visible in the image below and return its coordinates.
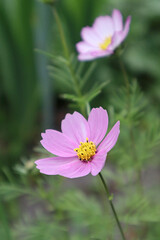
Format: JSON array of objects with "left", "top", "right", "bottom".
[
  {"left": 0, "top": 0, "right": 160, "bottom": 239},
  {"left": 1, "top": 0, "right": 160, "bottom": 169}
]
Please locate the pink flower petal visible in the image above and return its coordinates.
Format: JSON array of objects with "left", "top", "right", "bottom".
[
  {"left": 88, "top": 107, "right": 108, "bottom": 145},
  {"left": 81, "top": 27, "right": 101, "bottom": 47},
  {"left": 93, "top": 16, "right": 114, "bottom": 40},
  {"left": 78, "top": 53, "right": 98, "bottom": 61},
  {"left": 76, "top": 41, "right": 99, "bottom": 53},
  {"left": 63, "top": 161, "right": 91, "bottom": 178},
  {"left": 35, "top": 157, "right": 91, "bottom": 178},
  {"left": 61, "top": 111, "right": 90, "bottom": 146},
  {"left": 35, "top": 157, "right": 77, "bottom": 174},
  {"left": 90, "top": 152, "right": 107, "bottom": 176},
  {"left": 122, "top": 16, "right": 131, "bottom": 41},
  {"left": 78, "top": 49, "right": 113, "bottom": 61},
  {"left": 112, "top": 9, "right": 123, "bottom": 32},
  {"left": 35, "top": 157, "right": 75, "bottom": 168},
  {"left": 109, "top": 31, "right": 123, "bottom": 50},
  {"left": 111, "top": 16, "right": 131, "bottom": 49},
  {"left": 98, "top": 121, "right": 120, "bottom": 153},
  {"left": 41, "top": 130, "right": 77, "bottom": 157}
]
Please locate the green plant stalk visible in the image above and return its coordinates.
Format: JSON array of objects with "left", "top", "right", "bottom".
[
  {"left": 52, "top": 8, "right": 86, "bottom": 116},
  {"left": 67, "top": 62, "right": 86, "bottom": 116},
  {"left": 118, "top": 55, "right": 143, "bottom": 191},
  {"left": 129, "top": 127, "right": 143, "bottom": 194},
  {"left": 118, "top": 56, "right": 130, "bottom": 102},
  {"left": 99, "top": 172, "right": 126, "bottom": 240},
  {"left": 52, "top": 8, "right": 69, "bottom": 60}
]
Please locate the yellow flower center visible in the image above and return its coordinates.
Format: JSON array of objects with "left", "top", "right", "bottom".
[
  {"left": 74, "top": 138, "right": 96, "bottom": 162},
  {"left": 99, "top": 36, "right": 112, "bottom": 50}
]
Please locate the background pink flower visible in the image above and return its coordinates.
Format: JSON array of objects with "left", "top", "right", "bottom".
[
  {"left": 35, "top": 107, "right": 120, "bottom": 178},
  {"left": 76, "top": 9, "right": 131, "bottom": 61}
]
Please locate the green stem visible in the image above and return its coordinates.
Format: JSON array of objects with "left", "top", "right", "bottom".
[
  {"left": 99, "top": 172, "right": 126, "bottom": 240},
  {"left": 68, "top": 62, "right": 86, "bottom": 116},
  {"left": 52, "top": 8, "right": 86, "bottom": 116},
  {"left": 130, "top": 128, "right": 143, "bottom": 194},
  {"left": 118, "top": 56, "right": 143, "bottom": 194},
  {"left": 118, "top": 57, "right": 130, "bottom": 101},
  {"left": 53, "top": 8, "right": 69, "bottom": 60},
  {"left": 86, "top": 102, "right": 91, "bottom": 116}
]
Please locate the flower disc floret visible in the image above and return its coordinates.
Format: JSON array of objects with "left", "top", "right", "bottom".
[
  {"left": 74, "top": 138, "right": 96, "bottom": 162},
  {"left": 99, "top": 37, "right": 112, "bottom": 50}
]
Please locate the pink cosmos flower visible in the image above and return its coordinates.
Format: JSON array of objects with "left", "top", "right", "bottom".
[
  {"left": 35, "top": 107, "right": 120, "bottom": 178},
  {"left": 76, "top": 9, "right": 131, "bottom": 61}
]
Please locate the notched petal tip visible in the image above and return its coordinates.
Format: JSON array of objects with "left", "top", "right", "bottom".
[
  {"left": 34, "top": 160, "right": 38, "bottom": 165},
  {"left": 127, "top": 15, "right": 132, "bottom": 22},
  {"left": 41, "top": 132, "right": 45, "bottom": 139},
  {"left": 114, "top": 120, "right": 120, "bottom": 135},
  {"left": 41, "top": 129, "right": 53, "bottom": 139},
  {"left": 36, "top": 165, "right": 40, "bottom": 170},
  {"left": 125, "top": 16, "right": 131, "bottom": 29},
  {"left": 112, "top": 9, "right": 122, "bottom": 17},
  {"left": 80, "top": 26, "right": 93, "bottom": 39},
  {"left": 117, "top": 120, "right": 120, "bottom": 128}
]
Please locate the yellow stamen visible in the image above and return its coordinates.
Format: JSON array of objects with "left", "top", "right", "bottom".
[
  {"left": 99, "top": 37, "right": 111, "bottom": 50},
  {"left": 74, "top": 138, "right": 96, "bottom": 162}
]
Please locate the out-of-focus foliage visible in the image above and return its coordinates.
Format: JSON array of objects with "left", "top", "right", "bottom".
[
  {"left": 0, "top": 0, "right": 39, "bottom": 168},
  {"left": 0, "top": 0, "right": 160, "bottom": 239},
  {"left": 0, "top": 0, "right": 53, "bottom": 170}
]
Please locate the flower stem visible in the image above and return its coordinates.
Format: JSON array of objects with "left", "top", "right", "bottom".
[
  {"left": 52, "top": 8, "right": 69, "bottom": 60},
  {"left": 99, "top": 172, "right": 126, "bottom": 240},
  {"left": 118, "top": 57, "right": 130, "bottom": 101},
  {"left": 118, "top": 56, "right": 143, "bottom": 194},
  {"left": 52, "top": 7, "right": 86, "bottom": 116}
]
